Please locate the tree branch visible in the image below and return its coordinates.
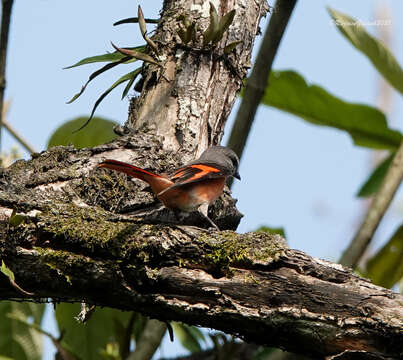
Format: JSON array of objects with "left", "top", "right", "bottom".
[
  {"left": 158, "top": 342, "right": 260, "bottom": 360},
  {"left": 0, "top": 0, "right": 14, "bottom": 150},
  {"left": 127, "top": 0, "right": 269, "bottom": 157},
  {"left": 127, "top": 319, "right": 166, "bottom": 360},
  {"left": 3, "top": 118, "right": 37, "bottom": 154},
  {"left": 0, "top": 147, "right": 401, "bottom": 358},
  {"left": 227, "top": 0, "right": 297, "bottom": 186},
  {"left": 1, "top": 101, "right": 37, "bottom": 154},
  {"left": 340, "top": 139, "right": 403, "bottom": 268}
]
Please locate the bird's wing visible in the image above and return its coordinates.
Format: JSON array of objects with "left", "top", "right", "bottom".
[{"left": 157, "top": 163, "right": 226, "bottom": 196}]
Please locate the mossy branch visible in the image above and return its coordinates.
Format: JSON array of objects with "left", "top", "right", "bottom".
[{"left": 0, "top": 150, "right": 401, "bottom": 359}]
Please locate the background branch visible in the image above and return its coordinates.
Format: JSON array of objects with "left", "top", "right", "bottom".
[
  {"left": 340, "top": 139, "right": 403, "bottom": 267},
  {"left": 227, "top": 0, "right": 297, "bottom": 186},
  {"left": 0, "top": 0, "right": 14, "bottom": 150},
  {"left": 127, "top": 319, "right": 166, "bottom": 360},
  {"left": 3, "top": 113, "right": 37, "bottom": 153}
]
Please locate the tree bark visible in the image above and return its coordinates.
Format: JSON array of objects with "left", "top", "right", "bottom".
[
  {"left": 128, "top": 0, "right": 268, "bottom": 157},
  {"left": 0, "top": 197, "right": 402, "bottom": 358},
  {"left": 0, "top": 1, "right": 402, "bottom": 359}
]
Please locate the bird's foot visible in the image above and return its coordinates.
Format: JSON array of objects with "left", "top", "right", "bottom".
[{"left": 198, "top": 204, "right": 220, "bottom": 230}]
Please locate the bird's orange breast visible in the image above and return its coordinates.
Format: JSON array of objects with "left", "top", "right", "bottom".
[{"left": 157, "top": 177, "right": 226, "bottom": 212}]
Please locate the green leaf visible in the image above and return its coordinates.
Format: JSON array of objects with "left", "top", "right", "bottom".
[
  {"left": 357, "top": 153, "right": 394, "bottom": 197},
  {"left": 47, "top": 116, "right": 118, "bottom": 149},
  {"left": 252, "top": 347, "right": 275, "bottom": 360},
  {"left": 55, "top": 303, "right": 132, "bottom": 360},
  {"left": 212, "top": 9, "right": 235, "bottom": 44},
  {"left": 256, "top": 226, "right": 286, "bottom": 238},
  {"left": 8, "top": 209, "right": 26, "bottom": 228},
  {"left": 111, "top": 43, "right": 159, "bottom": 65},
  {"left": 66, "top": 56, "right": 132, "bottom": 104},
  {"left": 1, "top": 260, "right": 15, "bottom": 281},
  {"left": 121, "top": 72, "right": 138, "bottom": 100},
  {"left": 328, "top": 8, "right": 403, "bottom": 95},
  {"left": 172, "top": 323, "right": 205, "bottom": 353},
  {"left": 73, "top": 68, "right": 142, "bottom": 132},
  {"left": 203, "top": 2, "right": 219, "bottom": 46},
  {"left": 132, "top": 313, "right": 148, "bottom": 344},
  {"left": 261, "top": 70, "right": 402, "bottom": 150},
  {"left": 224, "top": 40, "right": 242, "bottom": 54},
  {"left": 100, "top": 342, "right": 120, "bottom": 360},
  {"left": 7, "top": 313, "right": 77, "bottom": 360},
  {"left": 177, "top": 28, "right": 187, "bottom": 44},
  {"left": 366, "top": 225, "right": 403, "bottom": 288},
  {"left": 64, "top": 46, "right": 146, "bottom": 69},
  {"left": 138, "top": 5, "right": 147, "bottom": 37},
  {"left": 0, "top": 302, "right": 45, "bottom": 360},
  {"left": 184, "top": 22, "right": 196, "bottom": 45},
  {"left": 114, "top": 313, "right": 135, "bottom": 360},
  {"left": 113, "top": 18, "right": 159, "bottom": 26}
]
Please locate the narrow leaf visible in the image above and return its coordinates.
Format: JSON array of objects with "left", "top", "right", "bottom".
[
  {"left": 66, "top": 56, "right": 132, "bottom": 104},
  {"left": 0, "top": 302, "right": 45, "bottom": 360},
  {"left": 121, "top": 72, "right": 138, "bottom": 100},
  {"left": 132, "top": 313, "right": 148, "bottom": 343},
  {"left": 6, "top": 313, "right": 76, "bottom": 360},
  {"left": 111, "top": 43, "right": 159, "bottom": 65},
  {"left": 172, "top": 323, "right": 204, "bottom": 353},
  {"left": 252, "top": 347, "right": 275, "bottom": 360},
  {"left": 8, "top": 208, "right": 26, "bottom": 227},
  {"left": 261, "top": 70, "right": 402, "bottom": 150},
  {"left": 191, "top": 23, "right": 198, "bottom": 43},
  {"left": 64, "top": 46, "right": 146, "bottom": 69},
  {"left": 212, "top": 9, "right": 236, "bottom": 44},
  {"left": 366, "top": 225, "right": 403, "bottom": 288},
  {"left": 185, "top": 23, "right": 196, "bottom": 44},
  {"left": 328, "top": 8, "right": 403, "bottom": 95},
  {"left": 137, "top": 6, "right": 159, "bottom": 54},
  {"left": 55, "top": 303, "right": 131, "bottom": 360},
  {"left": 116, "top": 313, "right": 135, "bottom": 360},
  {"left": 138, "top": 5, "right": 147, "bottom": 37},
  {"left": 224, "top": 40, "right": 242, "bottom": 54},
  {"left": 180, "top": 15, "right": 191, "bottom": 29},
  {"left": 1, "top": 260, "right": 15, "bottom": 282},
  {"left": 177, "top": 28, "right": 187, "bottom": 44},
  {"left": 73, "top": 68, "right": 141, "bottom": 132},
  {"left": 357, "top": 153, "right": 394, "bottom": 197},
  {"left": 113, "top": 17, "right": 159, "bottom": 26},
  {"left": 203, "top": 2, "right": 220, "bottom": 46}
]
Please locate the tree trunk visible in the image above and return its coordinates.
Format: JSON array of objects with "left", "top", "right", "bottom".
[{"left": 0, "top": 1, "right": 402, "bottom": 359}]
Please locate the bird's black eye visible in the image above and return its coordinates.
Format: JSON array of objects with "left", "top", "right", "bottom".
[{"left": 230, "top": 154, "right": 239, "bottom": 168}]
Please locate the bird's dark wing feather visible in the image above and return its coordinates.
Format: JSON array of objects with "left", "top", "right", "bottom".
[{"left": 157, "top": 163, "right": 227, "bottom": 196}]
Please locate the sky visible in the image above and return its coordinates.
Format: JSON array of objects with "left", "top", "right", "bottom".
[{"left": 2, "top": 0, "right": 403, "bottom": 359}]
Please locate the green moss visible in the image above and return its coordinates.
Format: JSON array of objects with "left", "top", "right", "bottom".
[
  {"left": 38, "top": 202, "right": 143, "bottom": 258},
  {"left": 34, "top": 247, "right": 91, "bottom": 285},
  {"left": 198, "top": 231, "right": 287, "bottom": 272}
]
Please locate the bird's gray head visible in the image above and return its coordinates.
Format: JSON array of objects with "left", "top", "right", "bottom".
[{"left": 196, "top": 146, "right": 240, "bottom": 180}]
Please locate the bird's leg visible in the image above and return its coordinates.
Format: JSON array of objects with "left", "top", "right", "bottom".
[
  {"left": 172, "top": 208, "right": 183, "bottom": 222},
  {"left": 198, "top": 204, "right": 220, "bottom": 230}
]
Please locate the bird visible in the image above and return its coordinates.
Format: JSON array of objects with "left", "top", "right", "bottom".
[{"left": 98, "top": 146, "right": 240, "bottom": 229}]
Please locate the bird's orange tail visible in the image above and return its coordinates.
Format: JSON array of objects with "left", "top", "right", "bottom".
[
  {"left": 98, "top": 159, "right": 160, "bottom": 180},
  {"left": 98, "top": 159, "right": 173, "bottom": 194}
]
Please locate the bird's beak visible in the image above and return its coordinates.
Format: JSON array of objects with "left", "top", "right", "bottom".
[{"left": 234, "top": 171, "right": 241, "bottom": 180}]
